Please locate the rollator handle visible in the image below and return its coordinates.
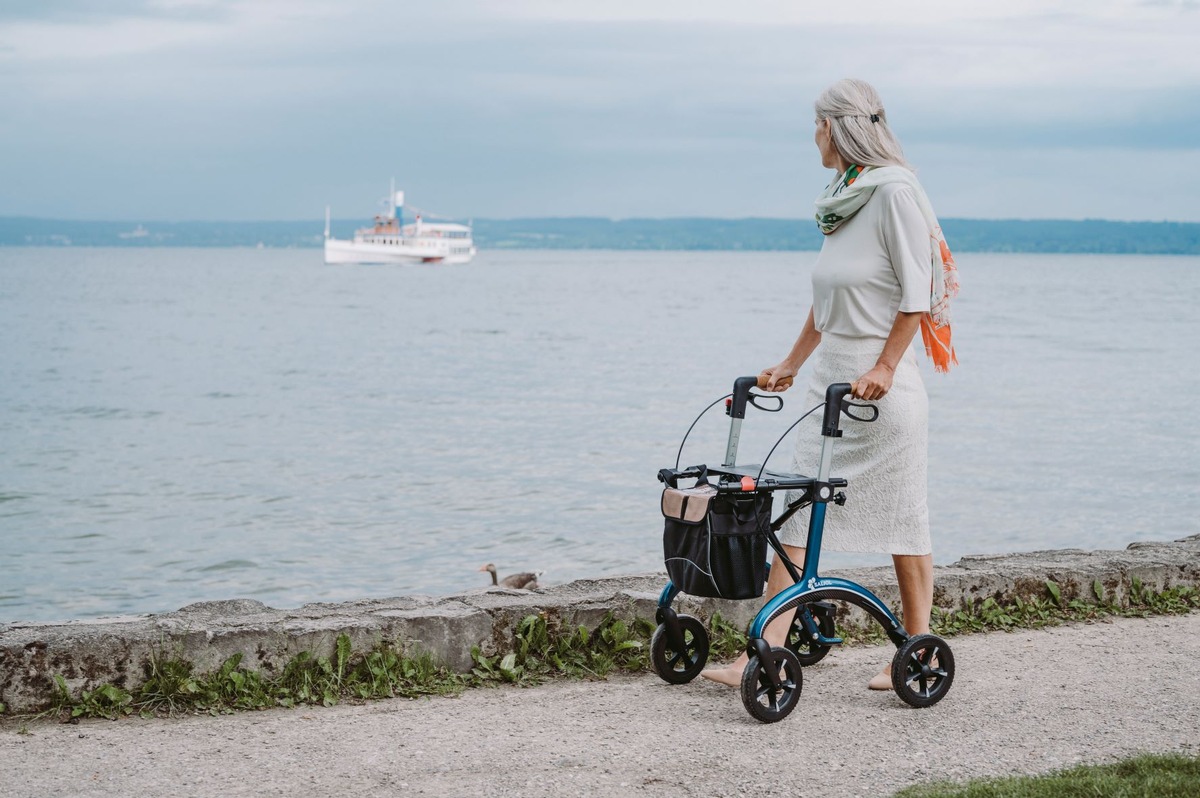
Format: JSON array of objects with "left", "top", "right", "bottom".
[
  {"left": 822, "top": 383, "right": 854, "bottom": 437},
  {"left": 822, "top": 382, "right": 879, "bottom": 437},
  {"left": 728, "top": 376, "right": 760, "bottom": 420}
]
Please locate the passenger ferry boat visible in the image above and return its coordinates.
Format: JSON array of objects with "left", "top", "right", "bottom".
[{"left": 323, "top": 184, "right": 476, "bottom": 265}]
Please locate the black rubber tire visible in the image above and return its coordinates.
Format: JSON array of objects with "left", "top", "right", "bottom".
[
  {"left": 785, "top": 604, "right": 836, "bottom": 667},
  {"left": 891, "top": 633, "right": 955, "bottom": 708},
  {"left": 739, "top": 646, "right": 803, "bottom": 724},
  {"left": 650, "top": 615, "right": 710, "bottom": 684}
]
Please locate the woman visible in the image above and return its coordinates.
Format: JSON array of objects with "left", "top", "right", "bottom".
[{"left": 702, "top": 78, "right": 958, "bottom": 691}]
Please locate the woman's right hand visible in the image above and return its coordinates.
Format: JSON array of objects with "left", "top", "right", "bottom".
[{"left": 758, "top": 362, "right": 798, "bottom": 392}]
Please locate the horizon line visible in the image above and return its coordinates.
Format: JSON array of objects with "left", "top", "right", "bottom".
[{"left": 3, "top": 215, "right": 1199, "bottom": 226}]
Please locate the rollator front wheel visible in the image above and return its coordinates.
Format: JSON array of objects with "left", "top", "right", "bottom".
[
  {"left": 891, "top": 633, "right": 955, "bottom": 708},
  {"left": 740, "top": 646, "right": 803, "bottom": 723},
  {"left": 650, "top": 615, "right": 709, "bottom": 684}
]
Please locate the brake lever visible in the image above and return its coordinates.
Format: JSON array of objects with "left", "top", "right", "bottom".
[
  {"left": 748, "top": 393, "right": 784, "bottom": 413},
  {"left": 841, "top": 399, "right": 879, "bottom": 423}
]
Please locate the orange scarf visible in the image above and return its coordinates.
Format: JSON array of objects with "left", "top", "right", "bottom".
[{"left": 920, "top": 234, "right": 959, "bottom": 373}]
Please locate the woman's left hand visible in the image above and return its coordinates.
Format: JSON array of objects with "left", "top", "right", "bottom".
[{"left": 853, "top": 364, "right": 895, "bottom": 401}]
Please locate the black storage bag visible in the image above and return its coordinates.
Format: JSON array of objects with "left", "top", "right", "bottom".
[{"left": 662, "top": 488, "right": 770, "bottom": 600}]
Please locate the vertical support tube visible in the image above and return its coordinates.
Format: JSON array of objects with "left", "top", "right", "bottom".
[
  {"left": 816, "top": 435, "right": 835, "bottom": 482},
  {"left": 724, "top": 375, "right": 759, "bottom": 467},
  {"left": 723, "top": 418, "right": 743, "bottom": 467},
  {"left": 801, "top": 502, "right": 826, "bottom": 582},
  {"left": 801, "top": 420, "right": 838, "bottom": 581}
]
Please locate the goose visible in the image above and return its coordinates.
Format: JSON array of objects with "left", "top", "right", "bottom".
[{"left": 478, "top": 563, "right": 542, "bottom": 590}]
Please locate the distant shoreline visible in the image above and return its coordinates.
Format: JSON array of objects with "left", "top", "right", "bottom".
[{"left": 2, "top": 216, "right": 1199, "bottom": 255}]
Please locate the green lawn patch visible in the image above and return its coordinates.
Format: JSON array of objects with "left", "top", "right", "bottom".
[{"left": 894, "top": 752, "right": 1200, "bottom": 797}]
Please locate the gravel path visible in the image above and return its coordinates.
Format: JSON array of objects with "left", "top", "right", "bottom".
[{"left": 3, "top": 613, "right": 1198, "bottom": 798}]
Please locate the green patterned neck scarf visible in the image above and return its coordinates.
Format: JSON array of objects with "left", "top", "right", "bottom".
[{"left": 814, "top": 164, "right": 869, "bottom": 234}]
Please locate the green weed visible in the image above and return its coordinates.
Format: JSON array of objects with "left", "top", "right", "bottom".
[
  {"left": 471, "top": 612, "right": 653, "bottom": 685},
  {"left": 71, "top": 682, "right": 133, "bottom": 720},
  {"left": 707, "top": 612, "right": 748, "bottom": 660},
  {"left": 346, "top": 645, "right": 465, "bottom": 700},
  {"left": 195, "top": 653, "right": 273, "bottom": 711}
]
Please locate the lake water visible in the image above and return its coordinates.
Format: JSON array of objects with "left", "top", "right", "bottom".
[{"left": 2, "top": 247, "right": 1198, "bottom": 623}]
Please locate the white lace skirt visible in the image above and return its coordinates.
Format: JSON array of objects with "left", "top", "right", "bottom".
[{"left": 777, "top": 333, "right": 931, "bottom": 555}]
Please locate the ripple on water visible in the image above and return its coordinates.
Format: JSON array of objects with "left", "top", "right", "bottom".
[
  {"left": 63, "top": 406, "right": 163, "bottom": 420},
  {"left": 192, "top": 559, "right": 260, "bottom": 573}
]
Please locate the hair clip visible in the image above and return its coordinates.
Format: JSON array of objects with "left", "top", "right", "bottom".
[{"left": 870, "top": 113, "right": 880, "bottom": 123}]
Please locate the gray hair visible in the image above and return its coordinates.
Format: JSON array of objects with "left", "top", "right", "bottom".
[{"left": 814, "top": 78, "right": 911, "bottom": 170}]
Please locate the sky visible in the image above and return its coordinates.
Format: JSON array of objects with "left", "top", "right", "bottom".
[{"left": 1, "top": 0, "right": 1198, "bottom": 222}]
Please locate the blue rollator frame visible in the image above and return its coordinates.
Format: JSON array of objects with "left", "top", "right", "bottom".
[{"left": 651, "top": 378, "right": 955, "bottom": 723}]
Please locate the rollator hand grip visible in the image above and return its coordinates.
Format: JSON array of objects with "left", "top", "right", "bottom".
[
  {"left": 822, "top": 383, "right": 879, "bottom": 437},
  {"left": 756, "top": 373, "right": 794, "bottom": 392}
]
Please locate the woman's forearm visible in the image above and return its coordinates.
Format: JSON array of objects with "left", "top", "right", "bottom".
[
  {"left": 875, "top": 311, "right": 924, "bottom": 372},
  {"left": 761, "top": 308, "right": 821, "bottom": 391},
  {"left": 851, "top": 311, "right": 923, "bottom": 400},
  {"left": 783, "top": 307, "right": 822, "bottom": 368}
]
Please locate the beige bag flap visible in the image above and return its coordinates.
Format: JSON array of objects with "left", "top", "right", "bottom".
[{"left": 661, "top": 483, "right": 717, "bottom": 524}]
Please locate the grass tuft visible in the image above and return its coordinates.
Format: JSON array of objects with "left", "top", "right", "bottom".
[{"left": 138, "top": 653, "right": 200, "bottom": 715}]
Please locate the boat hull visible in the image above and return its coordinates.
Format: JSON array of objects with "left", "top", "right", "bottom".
[{"left": 323, "top": 238, "right": 476, "bottom": 265}]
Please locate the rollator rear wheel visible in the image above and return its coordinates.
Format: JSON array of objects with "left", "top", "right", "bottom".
[
  {"left": 891, "top": 634, "right": 955, "bottom": 708},
  {"left": 650, "top": 615, "right": 709, "bottom": 684},
  {"left": 740, "top": 646, "right": 803, "bottom": 723},
  {"left": 786, "top": 603, "right": 837, "bottom": 666}
]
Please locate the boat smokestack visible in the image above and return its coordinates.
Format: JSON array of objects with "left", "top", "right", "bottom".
[{"left": 394, "top": 190, "right": 404, "bottom": 223}]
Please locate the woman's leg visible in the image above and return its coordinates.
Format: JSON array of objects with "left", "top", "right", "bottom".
[
  {"left": 699, "top": 543, "right": 805, "bottom": 687},
  {"left": 893, "top": 553, "right": 933, "bottom": 635},
  {"left": 868, "top": 553, "right": 933, "bottom": 689}
]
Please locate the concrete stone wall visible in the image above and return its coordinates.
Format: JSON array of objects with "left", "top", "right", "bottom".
[{"left": 2, "top": 534, "right": 1197, "bottom": 713}]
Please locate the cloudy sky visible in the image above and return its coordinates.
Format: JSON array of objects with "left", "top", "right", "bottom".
[{"left": 2, "top": 0, "right": 1198, "bottom": 221}]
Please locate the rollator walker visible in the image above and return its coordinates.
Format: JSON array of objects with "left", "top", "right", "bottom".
[{"left": 652, "top": 377, "right": 955, "bottom": 723}]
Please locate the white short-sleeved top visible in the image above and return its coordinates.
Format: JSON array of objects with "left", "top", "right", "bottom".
[{"left": 811, "top": 182, "right": 932, "bottom": 339}]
